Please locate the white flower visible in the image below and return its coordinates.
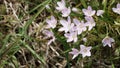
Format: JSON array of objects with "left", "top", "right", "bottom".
[
  {"left": 46, "top": 16, "right": 57, "bottom": 29},
  {"left": 69, "top": 45, "right": 92, "bottom": 59},
  {"left": 56, "top": 0, "right": 66, "bottom": 11},
  {"left": 58, "top": 16, "right": 74, "bottom": 33},
  {"left": 79, "top": 45, "right": 92, "bottom": 58},
  {"left": 42, "top": 30, "right": 54, "bottom": 38},
  {"left": 96, "top": 10, "right": 104, "bottom": 16},
  {"left": 102, "top": 36, "right": 115, "bottom": 47},
  {"left": 82, "top": 6, "right": 96, "bottom": 17},
  {"left": 85, "top": 16, "right": 96, "bottom": 31},
  {"left": 56, "top": 0, "right": 71, "bottom": 17},
  {"left": 61, "top": 7, "right": 71, "bottom": 17},
  {"left": 69, "top": 48, "right": 80, "bottom": 59},
  {"left": 42, "top": 30, "right": 55, "bottom": 45},
  {"left": 112, "top": 3, "right": 120, "bottom": 14},
  {"left": 73, "top": 18, "right": 87, "bottom": 35},
  {"left": 64, "top": 31, "right": 78, "bottom": 42}
]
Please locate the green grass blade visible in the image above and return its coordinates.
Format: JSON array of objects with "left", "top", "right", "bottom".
[
  {"left": 80, "top": 0, "right": 87, "bottom": 8},
  {"left": 0, "top": 34, "right": 11, "bottom": 58},
  {"left": 102, "top": 0, "right": 107, "bottom": 11},
  {"left": 22, "top": 0, "right": 52, "bottom": 36},
  {"left": 29, "top": 0, "right": 50, "bottom": 13}
]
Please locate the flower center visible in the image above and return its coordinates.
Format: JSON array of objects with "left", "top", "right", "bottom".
[{"left": 83, "top": 49, "right": 87, "bottom": 53}]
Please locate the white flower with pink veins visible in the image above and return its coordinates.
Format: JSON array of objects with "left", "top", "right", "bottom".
[
  {"left": 64, "top": 31, "right": 78, "bottom": 43},
  {"left": 56, "top": 0, "right": 66, "bottom": 11},
  {"left": 82, "top": 6, "right": 96, "bottom": 17},
  {"left": 56, "top": 0, "right": 71, "bottom": 17},
  {"left": 69, "top": 45, "right": 92, "bottom": 59},
  {"left": 73, "top": 18, "right": 87, "bottom": 35},
  {"left": 102, "top": 36, "right": 115, "bottom": 47},
  {"left": 46, "top": 16, "right": 57, "bottom": 29},
  {"left": 79, "top": 45, "right": 92, "bottom": 58},
  {"left": 42, "top": 30, "right": 55, "bottom": 45},
  {"left": 112, "top": 3, "right": 120, "bottom": 14},
  {"left": 58, "top": 16, "right": 74, "bottom": 33},
  {"left": 85, "top": 16, "right": 96, "bottom": 31}
]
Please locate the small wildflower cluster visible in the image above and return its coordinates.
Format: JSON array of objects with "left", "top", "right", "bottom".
[
  {"left": 43, "top": 0, "right": 117, "bottom": 60},
  {"left": 56, "top": 0, "right": 71, "bottom": 17},
  {"left": 1, "top": 0, "right": 120, "bottom": 67},
  {"left": 42, "top": 30, "right": 55, "bottom": 45},
  {"left": 69, "top": 45, "right": 92, "bottom": 59},
  {"left": 57, "top": 4, "right": 104, "bottom": 43},
  {"left": 42, "top": 16, "right": 57, "bottom": 45}
]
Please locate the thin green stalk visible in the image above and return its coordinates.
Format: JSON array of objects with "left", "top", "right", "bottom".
[{"left": 102, "top": 0, "right": 107, "bottom": 11}]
